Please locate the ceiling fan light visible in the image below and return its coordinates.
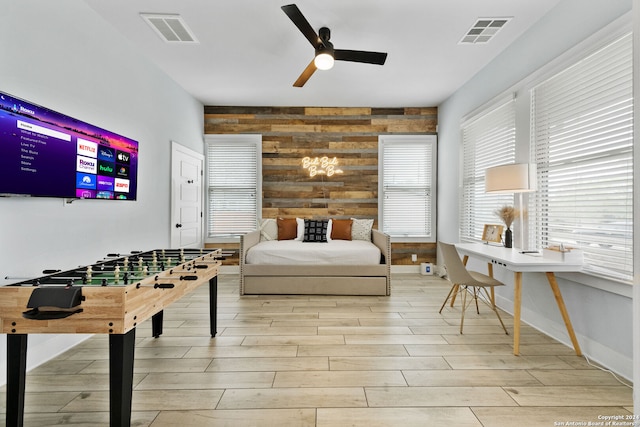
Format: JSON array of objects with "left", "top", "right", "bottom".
[{"left": 314, "top": 52, "right": 334, "bottom": 70}]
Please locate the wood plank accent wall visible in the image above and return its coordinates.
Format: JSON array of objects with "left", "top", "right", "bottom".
[{"left": 204, "top": 106, "right": 437, "bottom": 266}]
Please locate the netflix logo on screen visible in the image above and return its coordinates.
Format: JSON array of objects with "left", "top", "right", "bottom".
[
  {"left": 77, "top": 139, "right": 98, "bottom": 158},
  {"left": 116, "top": 151, "right": 130, "bottom": 164},
  {"left": 114, "top": 178, "right": 130, "bottom": 193},
  {"left": 77, "top": 156, "right": 97, "bottom": 174}
]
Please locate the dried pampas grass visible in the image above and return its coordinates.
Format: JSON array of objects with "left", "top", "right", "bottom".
[{"left": 494, "top": 205, "right": 518, "bottom": 228}]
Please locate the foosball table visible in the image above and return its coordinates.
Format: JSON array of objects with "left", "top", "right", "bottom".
[{"left": 0, "top": 248, "right": 222, "bottom": 427}]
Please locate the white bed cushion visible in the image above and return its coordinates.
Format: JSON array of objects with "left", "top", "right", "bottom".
[{"left": 245, "top": 239, "right": 381, "bottom": 265}]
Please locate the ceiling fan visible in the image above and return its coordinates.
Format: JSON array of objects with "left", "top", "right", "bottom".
[{"left": 281, "top": 4, "right": 388, "bottom": 87}]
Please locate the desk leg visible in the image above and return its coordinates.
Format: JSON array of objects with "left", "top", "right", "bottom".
[
  {"left": 6, "top": 334, "right": 27, "bottom": 427},
  {"left": 513, "top": 272, "right": 523, "bottom": 356},
  {"left": 209, "top": 276, "right": 218, "bottom": 337},
  {"left": 487, "top": 263, "right": 495, "bottom": 305},
  {"left": 545, "top": 272, "right": 582, "bottom": 356},
  {"left": 109, "top": 329, "right": 136, "bottom": 427}
]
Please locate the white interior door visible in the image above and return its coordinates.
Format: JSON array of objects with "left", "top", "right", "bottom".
[{"left": 171, "top": 141, "right": 204, "bottom": 248}]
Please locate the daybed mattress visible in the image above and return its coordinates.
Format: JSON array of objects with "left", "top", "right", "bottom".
[{"left": 245, "top": 240, "right": 381, "bottom": 265}]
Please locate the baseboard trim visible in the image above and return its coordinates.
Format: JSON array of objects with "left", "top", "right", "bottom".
[{"left": 494, "top": 294, "right": 633, "bottom": 381}]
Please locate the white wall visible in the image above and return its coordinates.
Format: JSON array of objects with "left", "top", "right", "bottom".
[
  {"left": 438, "top": 0, "right": 634, "bottom": 379},
  {"left": 0, "top": 1, "right": 204, "bottom": 384}
]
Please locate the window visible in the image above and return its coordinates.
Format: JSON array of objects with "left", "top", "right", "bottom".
[
  {"left": 460, "top": 97, "right": 516, "bottom": 242},
  {"left": 205, "top": 135, "right": 261, "bottom": 239},
  {"left": 379, "top": 135, "right": 437, "bottom": 241},
  {"left": 530, "top": 33, "right": 633, "bottom": 282}
]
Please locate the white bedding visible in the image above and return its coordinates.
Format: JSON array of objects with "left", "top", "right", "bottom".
[{"left": 245, "top": 239, "right": 382, "bottom": 265}]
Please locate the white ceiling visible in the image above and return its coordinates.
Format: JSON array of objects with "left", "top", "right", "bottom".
[{"left": 84, "top": 0, "right": 562, "bottom": 107}]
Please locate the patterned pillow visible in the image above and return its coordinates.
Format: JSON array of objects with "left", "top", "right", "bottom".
[
  {"left": 277, "top": 218, "right": 298, "bottom": 240},
  {"left": 303, "top": 219, "right": 329, "bottom": 242},
  {"left": 351, "top": 218, "right": 374, "bottom": 241},
  {"left": 259, "top": 218, "right": 278, "bottom": 241}
]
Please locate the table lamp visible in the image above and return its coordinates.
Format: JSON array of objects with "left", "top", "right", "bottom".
[{"left": 485, "top": 163, "right": 536, "bottom": 250}]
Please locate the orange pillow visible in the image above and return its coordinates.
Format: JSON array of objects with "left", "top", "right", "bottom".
[
  {"left": 331, "top": 219, "right": 352, "bottom": 240},
  {"left": 277, "top": 218, "right": 298, "bottom": 240}
]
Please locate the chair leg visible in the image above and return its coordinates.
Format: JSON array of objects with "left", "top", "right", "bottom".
[
  {"left": 460, "top": 286, "right": 468, "bottom": 334},
  {"left": 439, "top": 284, "right": 458, "bottom": 314},
  {"left": 480, "top": 287, "right": 509, "bottom": 335},
  {"left": 474, "top": 287, "right": 480, "bottom": 314},
  {"left": 449, "top": 284, "right": 460, "bottom": 307}
]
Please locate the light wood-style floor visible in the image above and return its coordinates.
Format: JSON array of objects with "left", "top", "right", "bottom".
[{"left": 1, "top": 273, "right": 633, "bottom": 426}]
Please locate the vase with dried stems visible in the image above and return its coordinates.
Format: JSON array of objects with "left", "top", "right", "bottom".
[{"left": 494, "top": 205, "right": 519, "bottom": 248}]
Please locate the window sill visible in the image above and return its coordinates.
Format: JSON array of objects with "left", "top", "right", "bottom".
[
  {"left": 389, "top": 236, "right": 436, "bottom": 243},
  {"left": 205, "top": 237, "right": 241, "bottom": 244}
]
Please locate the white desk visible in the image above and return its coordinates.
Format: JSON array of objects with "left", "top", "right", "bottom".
[{"left": 454, "top": 243, "right": 583, "bottom": 356}]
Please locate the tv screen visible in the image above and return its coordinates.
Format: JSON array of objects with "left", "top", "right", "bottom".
[{"left": 0, "top": 90, "right": 138, "bottom": 200}]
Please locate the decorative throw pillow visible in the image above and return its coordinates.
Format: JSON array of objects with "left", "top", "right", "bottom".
[
  {"left": 326, "top": 219, "right": 333, "bottom": 241},
  {"left": 259, "top": 218, "right": 278, "bottom": 241},
  {"left": 277, "top": 218, "right": 298, "bottom": 240},
  {"left": 303, "top": 219, "right": 329, "bottom": 242},
  {"left": 351, "top": 218, "right": 374, "bottom": 241},
  {"left": 331, "top": 219, "right": 352, "bottom": 240},
  {"left": 295, "top": 218, "right": 305, "bottom": 241}
]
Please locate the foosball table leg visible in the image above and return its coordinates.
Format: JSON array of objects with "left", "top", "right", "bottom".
[
  {"left": 6, "top": 334, "right": 28, "bottom": 427},
  {"left": 152, "top": 310, "right": 164, "bottom": 338},
  {"left": 109, "top": 329, "right": 136, "bottom": 427},
  {"left": 209, "top": 276, "right": 218, "bottom": 337}
]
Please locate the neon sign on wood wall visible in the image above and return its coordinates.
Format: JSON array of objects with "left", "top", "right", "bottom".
[{"left": 302, "top": 156, "right": 344, "bottom": 177}]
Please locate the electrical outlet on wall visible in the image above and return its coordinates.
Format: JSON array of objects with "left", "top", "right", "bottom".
[{"left": 411, "top": 254, "right": 417, "bottom": 263}]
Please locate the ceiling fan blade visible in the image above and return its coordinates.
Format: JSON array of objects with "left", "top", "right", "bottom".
[
  {"left": 281, "top": 4, "right": 321, "bottom": 49},
  {"left": 334, "top": 49, "right": 388, "bottom": 65},
  {"left": 293, "top": 59, "right": 317, "bottom": 87}
]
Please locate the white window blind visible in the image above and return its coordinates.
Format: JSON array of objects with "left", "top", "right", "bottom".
[
  {"left": 379, "top": 136, "right": 436, "bottom": 239},
  {"left": 531, "top": 32, "right": 633, "bottom": 282},
  {"left": 460, "top": 97, "right": 516, "bottom": 243},
  {"left": 206, "top": 137, "right": 260, "bottom": 238}
]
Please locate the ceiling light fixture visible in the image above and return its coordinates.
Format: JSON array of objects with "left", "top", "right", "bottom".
[
  {"left": 314, "top": 51, "right": 334, "bottom": 70},
  {"left": 314, "top": 27, "right": 335, "bottom": 70}
]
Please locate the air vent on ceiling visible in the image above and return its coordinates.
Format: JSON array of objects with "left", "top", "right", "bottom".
[
  {"left": 459, "top": 17, "right": 511, "bottom": 44},
  {"left": 140, "top": 13, "right": 199, "bottom": 44}
]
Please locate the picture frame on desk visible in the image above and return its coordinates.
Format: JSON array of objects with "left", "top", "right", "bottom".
[{"left": 482, "top": 224, "right": 504, "bottom": 244}]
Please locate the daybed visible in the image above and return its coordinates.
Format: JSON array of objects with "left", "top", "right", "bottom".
[{"left": 240, "top": 218, "right": 391, "bottom": 296}]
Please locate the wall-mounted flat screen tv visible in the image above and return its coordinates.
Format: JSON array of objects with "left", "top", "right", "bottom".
[{"left": 0, "top": 90, "right": 138, "bottom": 200}]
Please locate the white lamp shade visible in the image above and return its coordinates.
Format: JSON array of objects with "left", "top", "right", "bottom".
[
  {"left": 485, "top": 163, "right": 536, "bottom": 193},
  {"left": 314, "top": 52, "right": 334, "bottom": 70}
]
